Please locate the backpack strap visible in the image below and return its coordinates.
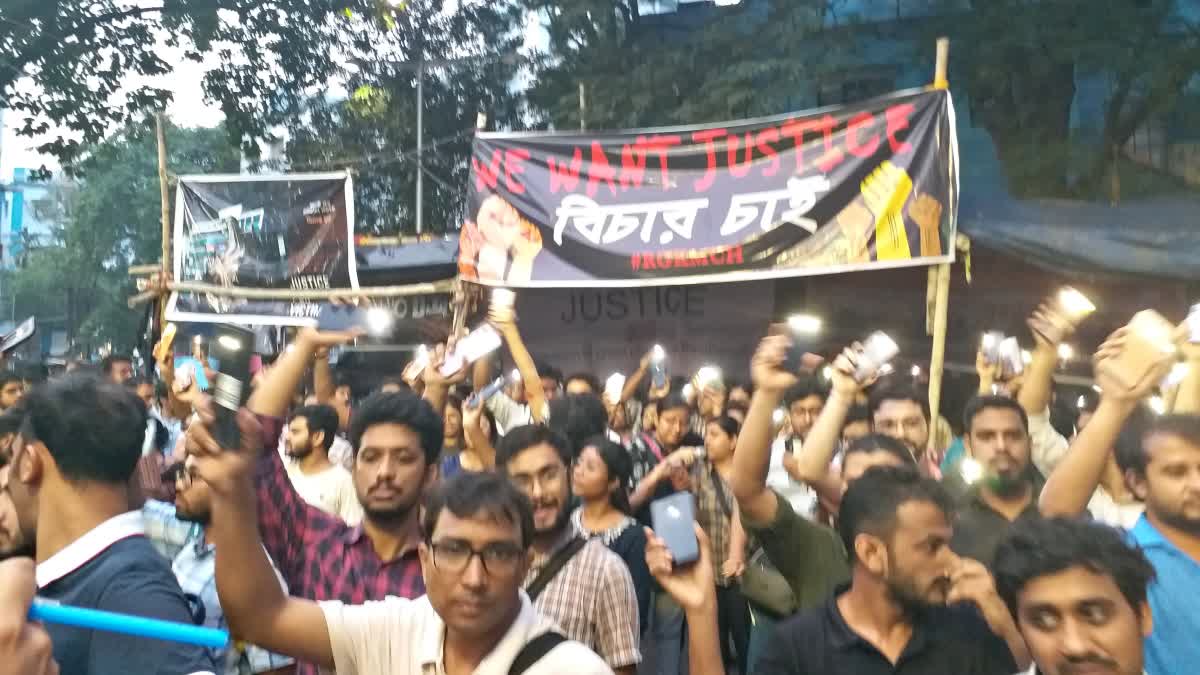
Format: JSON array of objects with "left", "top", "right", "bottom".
[
  {"left": 525, "top": 536, "right": 588, "bottom": 601},
  {"left": 508, "top": 632, "right": 568, "bottom": 675}
]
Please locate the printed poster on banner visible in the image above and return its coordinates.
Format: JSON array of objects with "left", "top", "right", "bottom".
[
  {"left": 166, "top": 172, "right": 359, "bottom": 326},
  {"left": 459, "top": 88, "right": 958, "bottom": 287}
]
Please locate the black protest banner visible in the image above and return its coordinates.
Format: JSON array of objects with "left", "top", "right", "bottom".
[
  {"left": 459, "top": 88, "right": 957, "bottom": 287},
  {"left": 166, "top": 172, "right": 359, "bottom": 326}
]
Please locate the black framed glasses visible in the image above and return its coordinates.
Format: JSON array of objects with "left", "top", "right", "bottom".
[{"left": 430, "top": 540, "right": 523, "bottom": 576}]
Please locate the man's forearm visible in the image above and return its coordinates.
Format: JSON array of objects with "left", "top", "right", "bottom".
[
  {"left": 1171, "top": 355, "right": 1200, "bottom": 413},
  {"left": 1040, "top": 397, "right": 1135, "bottom": 517},
  {"left": 313, "top": 355, "right": 334, "bottom": 403},
  {"left": 501, "top": 325, "right": 545, "bottom": 421},
  {"left": 685, "top": 606, "right": 726, "bottom": 675},
  {"left": 1018, "top": 342, "right": 1057, "bottom": 416},
  {"left": 621, "top": 362, "right": 649, "bottom": 403},
  {"left": 211, "top": 479, "right": 290, "bottom": 644},
  {"left": 250, "top": 338, "right": 316, "bottom": 418},
  {"left": 795, "top": 390, "right": 852, "bottom": 481},
  {"left": 729, "top": 388, "right": 782, "bottom": 523}
]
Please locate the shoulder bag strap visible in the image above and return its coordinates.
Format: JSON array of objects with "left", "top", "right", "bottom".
[
  {"left": 508, "top": 632, "right": 568, "bottom": 675},
  {"left": 526, "top": 536, "right": 588, "bottom": 601}
]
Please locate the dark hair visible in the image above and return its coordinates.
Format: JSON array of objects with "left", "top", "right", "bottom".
[
  {"left": 784, "top": 375, "right": 828, "bottom": 408},
  {"left": 838, "top": 465, "right": 954, "bottom": 562},
  {"left": 564, "top": 372, "right": 601, "bottom": 395},
  {"left": 378, "top": 375, "right": 410, "bottom": 391},
  {"left": 659, "top": 392, "right": 691, "bottom": 414},
  {"left": 423, "top": 471, "right": 535, "bottom": 549},
  {"left": 0, "top": 372, "right": 23, "bottom": 390},
  {"left": 843, "top": 433, "right": 917, "bottom": 468},
  {"left": 579, "top": 435, "right": 634, "bottom": 514},
  {"left": 728, "top": 380, "right": 753, "bottom": 397},
  {"left": 292, "top": 404, "right": 340, "bottom": 452},
  {"left": 21, "top": 373, "right": 146, "bottom": 484},
  {"left": 348, "top": 391, "right": 443, "bottom": 465},
  {"left": 963, "top": 395, "right": 1029, "bottom": 435},
  {"left": 994, "top": 517, "right": 1156, "bottom": 618},
  {"left": 707, "top": 415, "right": 741, "bottom": 439},
  {"left": 100, "top": 353, "right": 133, "bottom": 375},
  {"left": 1127, "top": 413, "right": 1200, "bottom": 476},
  {"left": 844, "top": 404, "right": 870, "bottom": 427},
  {"left": 535, "top": 362, "right": 563, "bottom": 386},
  {"left": 548, "top": 394, "right": 609, "bottom": 458},
  {"left": 496, "top": 424, "right": 572, "bottom": 471},
  {"left": 868, "top": 382, "right": 930, "bottom": 423},
  {"left": 724, "top": 400, "right": 749, "bottom": 418},
  {"left": 128, "top": 375, "right": 154, "bottom": 390},
  {"left": 1114, "top": 405, "right": 1155, "bottom": 475}
]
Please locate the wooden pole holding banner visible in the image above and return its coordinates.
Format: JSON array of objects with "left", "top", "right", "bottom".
[
  {"left": 446, "top": 111, "right": 491, "bottom": 341},
  {"left": 927, "top": 37, "right": 952, "bottom": 440},
  {"left": 155, "top": 112, "right": 171, "bottom": 328}
]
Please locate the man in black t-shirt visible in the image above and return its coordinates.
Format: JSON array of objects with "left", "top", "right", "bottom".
[
  {"left": 6, "top": 374, "right": 216, "bottom": 674},
  {"left": 755, "top": 466, "right": 1027, "bottom": 675}
]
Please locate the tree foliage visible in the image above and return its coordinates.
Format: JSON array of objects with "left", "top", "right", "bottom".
[
  {"left": 932, "top": 0, "right": 1200, "bottom": 198},
  {"left": 279, "top": 1, "right": 527, "bottom": 235},
  {"left": 7, "top": 122, "right": 240, "bottom": 353},
  {"left": 0, "top": 0, "right": 403, "bottom": 168},
  {"left": 523, "top": 0, "right": 839, "bottom": 130}
]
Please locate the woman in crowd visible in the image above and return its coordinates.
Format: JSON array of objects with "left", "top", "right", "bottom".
[
  {"left": 443, "top": 394, "right": 466, "bottom": 459},
  {"left": 440, "top": 395, "right": 497, "bottom": 479},
  {"left": 570, "top": 436, "right": 653, "bottom": 630}
]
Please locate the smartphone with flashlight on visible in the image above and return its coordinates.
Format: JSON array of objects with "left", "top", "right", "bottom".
[
  {"left": 1032, "top": 287, "right": 1096, "bottom": 344},
  {"left": 1096, "top": 310, "right": 1178, "bottom": 391},
  {"left": 852, "top": 331, "right": 900, "bottom": 384},
  {"left": 440, "top": 324, "right": 503, "bottom": 377},
  {"left": 209, "top": 324, "right": 256, "bottom": 449},
  {"left": 784, "top": 314, "right": 822, "bottom": 373}
]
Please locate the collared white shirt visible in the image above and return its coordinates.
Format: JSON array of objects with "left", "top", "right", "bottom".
[
  {"left": 319, "top": 592, "right": 612, "bottom": 675},
  {"left": 37, "top": 510, "right": 146, "bottom": 588},
  {"left": 36, "top": 510, "right": 217, "bottom": 675}
]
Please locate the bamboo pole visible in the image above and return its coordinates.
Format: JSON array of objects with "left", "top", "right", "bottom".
[
  {"left": 927, "top": 37, "right": 952, "bottom": 433},
  {"left": 127, "top": 279, "right": 457, "bottom": 308},
  {"left": 155, "top": 112, "right": 171, "bottom": 328}
]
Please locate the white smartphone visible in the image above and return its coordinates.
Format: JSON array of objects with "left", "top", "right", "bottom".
[{"left": 440, "top": 324, "right": 503, "bottom": 377}]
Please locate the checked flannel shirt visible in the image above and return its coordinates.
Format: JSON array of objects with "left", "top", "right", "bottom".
[{"left": 254, "top": 415, "right": 425, "bottom": 675}]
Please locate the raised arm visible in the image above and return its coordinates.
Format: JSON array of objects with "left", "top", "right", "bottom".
[
  {"left": 646, "top": 525, "right": 725, "bottom": 675},
  {"left": 621, "top": 351, "right": 651, "bottom": 404},
  {"left": 188, "top": 405, "right": 335, "bottom": 669},
  {"left": 1040, "top": 329, "right": 1166, "bottom": 517},
  {"left": 729, "top": 334, "right": 799, "bottom": 524},
  {"left": 792, "top": 351, "right": 859, "bottom": 483},
  {"left": 313, "top": 350, "right": 335, "bottom": 404},
  {"left": 1172, "top": 333, "right": 1200, "bottom": 414},
  {"left": 489, "top": 307, "right": 546, "bottom": 423},
  {"left": 246, "top": 329, "right": 359, "bottom": 579},
  {"left": 462, "top": 399, "right": 497, "bottom": 470}
]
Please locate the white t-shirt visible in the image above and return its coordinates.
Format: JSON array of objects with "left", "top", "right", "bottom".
[
  {"left": 285, "top": 463, "right": 363, "bottom": 525},
  {"left": 768, "top": 437, "right": 817, "bottom": 518},
  {"left": 1086, "top": 488, "right": 1145, "bottom": 530},
  {"left": 319, "top": 593, "right": 613, "bottom": 675}
]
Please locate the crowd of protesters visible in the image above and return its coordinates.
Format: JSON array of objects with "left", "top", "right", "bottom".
[{"left": 0, "top": 289, "right": 1197, "bottom": 675}]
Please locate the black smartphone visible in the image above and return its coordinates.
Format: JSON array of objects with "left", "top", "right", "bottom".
[
  {"left": 650, "top": 492, "right": 700, "bottom": 566},
  {"left": 209, "top": 324, "right": 255, "bottom": 449}
]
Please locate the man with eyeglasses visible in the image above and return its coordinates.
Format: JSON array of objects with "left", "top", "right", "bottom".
[
  {"left": 189, "top": 408, "right": 614, "bottom": 675},
  {"left": 496, "top": 424, "right": 642, "bottom": 675},
  {"left": 141, "top": 460, "right": 294, "bottom": 675}
]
